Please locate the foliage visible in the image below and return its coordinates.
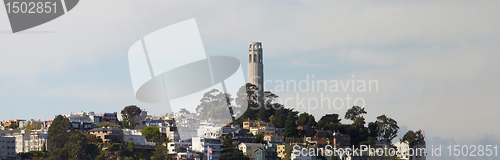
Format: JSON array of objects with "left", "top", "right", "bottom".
[
  {"left": 375, "top": 115, "right": 399, "bottom": 143},
  {"left": 121, "top": 105, "right": 142, "bottom": 128},
  {"left": 255, "top": 133, "right": 265, "bottom": 143},
  {"left": 296, "top": 112, "right": 316, "bottom": 127},
  {"left": 179, "top": 108, "right": 191, "bottom": 114},
  {"left": 284, "top": 110, "right": 299, "bottom": 138},
  {"left": 236, "top": 83, "right": 259, "bottom": 120},
  {"left": 344, "top": 106, "right": 367, "bottom": 122},
  {"left": 152, "top": 145, "right": 167, "bottom": 160},
  {"left": 29, "top": 150, "right": 48, "bottom": 159},
  {"left": 270, "top": 106, "right": 290, "bottom": 128},
  {"left": 142, "top": 126, "right": 164, "bottom": 143},
  {"left": 23, "top": 120, "right": 43, "bottom": 130},
  {"left": 317, "top": 114, "right": 341, "bottom": 129},
  {"left": 47, "top": 115, "right": 72, "bottom": 150},
  {"left": 401, "top": 130, "right": 425, "bottom": 148},
  {"left": 196, "top": 89, "right": 233, "bottom": 122},
  {"left": 8, "top": 123, "right": 17, "bottom": 129},
  {"left": 220, "top": 134, "right": 249, "bottom": 160}
]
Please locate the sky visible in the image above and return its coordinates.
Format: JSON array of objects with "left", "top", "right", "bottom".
[{"left": 0, "top": 1, "right": 499, "bottom": 159}]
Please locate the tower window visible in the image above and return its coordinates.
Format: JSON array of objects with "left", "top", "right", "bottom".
[
  {"left": 254, "top": 54, "right": 257, "bottom": 63},
  {"left": 249, "top": 55, "right": 252, "bottom": 62}
]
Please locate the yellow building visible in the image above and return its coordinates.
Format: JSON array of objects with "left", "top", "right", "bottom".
[
  {"left": 243, "top": 121, "right": 274, "bottom": 130},
  {"left": 277, "top": 144, "right": 292, "bottom": 160}
]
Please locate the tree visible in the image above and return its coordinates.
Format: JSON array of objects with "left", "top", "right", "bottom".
[
  {"left": 8, "top": 123, "right": 17, "bottom": 129},
  {"left": 152, "top": 145, "right": 167, "bottom": 160},
  {"left": 65, "top": 130, "right": 92, "bottom": 160},
  {"left": 401, "top": 130, "right": 425, "bottom": 148},
  {"left": 179, "top": 108, "right": 191, "bottom": 114},
  {"left": 142, "top": 126, "right": 163, "bottom": 143},
  {"left": 307, "top": 115, "right": 317, "bottom": 127},
  {"left": 121, "top": 105, "right": 142, "bottom": 127},
  {"left": 296, "top": 113, "right": 316, "bottom": 126},
  {"left": 270, "top": 107, "right": 290, "bottom": 128},
  {"left": 284, "top": 111, "right": 299, "bottom": 138},
  {"left": 344, "top": 106, "right": 367, "bottom": 122},
  {"left": 255, "top": 133, "right": 265, "bottom": 144},
  {"left": 375, "top": 115, "right": 399, "bottom": 143},
  {"left": 220, "top": 134, "right": 249, "bottom": 160},
  {"left": 42, "top": 141, "right": 46, "bottom": 152},
  {"left": 236, "top": 83, "right": 260, "bottom": 120},
  {"left": 317, "top": 114, "right": 341, "bottom": 129},
  {"left": 47, "top": 115, "right": 72, "bottom": 150},
  {"left": 196, "top": 89, "right": 233, "bottom": 120},
  {"left": 296, "top": 113, "right": 310, "bottom": 126}
]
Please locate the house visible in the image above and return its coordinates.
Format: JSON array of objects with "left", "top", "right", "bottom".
[
  {"left": 158, "top": 125, "right": 180, "bottom": 142},
  {"left": 12, "top": 130, "right": 47, "bottom": 153},
  {"left": 88, "top": 127, "right": 124, "bottom": 143},
  {"left": 250, "top": 127, "right": 276, "bottom": 136},
  {"left": 102, "top": 112, "right": 119, "bottom": 126},
  {"left": 254, "top": 147, "right": 278, "bottom": 160},
  {"left": 3, "top": 119, "right": 26, "bottom": 129},
  {"left": 263, "top": 134, "right": 283, "bottom": 143},
  {"left": 0, "top": 135, "right": 16, "bottom": 160},
  {"left": 297, "top": 125, "right": 315, "bottom": 137},
  {"left": 277, "top": 144, "right": 292, "bottom": 160},
  {"left": 238, "top": 143, "right": 264, "bottom": 160},
  {"left": 393, "top": 141, "right": 426, "bottom": 160},
  {"left": 332, "top": 131, "right": 350, "bottom": 148},
  {"left": 191, "top": 137, "right": 223, "bottom": 160},
  {"left": 167, "top": 141, "right": 192, "bottom": 155},
  {"left": 243, "top": 121, "right": 275, "bottom": 130},
  {"left": 313, "top": 129, "right": 329, "bottom": 139}
]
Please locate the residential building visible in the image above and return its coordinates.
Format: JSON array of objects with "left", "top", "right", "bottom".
[
  {"left": 71, "top": 122, "right": 94, "bottom": 134},
  {"left": 124, "top": 135, "right": 154, "bottom": 146},
  {"left": 275, "top": 128, "right": 284, "bottom": 137},
  {"left": 297, "top": 125, "right": 315, "bottom": 138},
  {"left": 263, "top": 135, "right": 283, "bottom": 143},
  {"left": 88, "top": 127, "right": 124, "bottom": 143},
  {"left": 102, "top": 112, "right": 119, "bottom": 125},
  {"left": 0, "top": 136, "right": 16, "bottom": 160},
  {"left": 158, "top": 125, "right": 180, "bottom": 142},
  {"left": 192, "top": 137, "right": 223, "bottom": 160},
  {"left": 3, "top": 119, "right": 26, "bottom": 129},
  {"left": 250, "top": 127, "right": 275, "bottom": 136},
  {"left": 332, "top": 131, "right": 351, "bottom": 148},
  {"left": 277, "top": 144, "right": 292, "bottom": 160},
  {"left": 167, "top": 141, "right": 192, "bottom": 155},
  {"left": 393, "top": 141, "right": 426, "bottom": 160},
  {"left": 254, "top": 147, "right": 278, "bottom": 160},
  {"left": 238, "top": 143, "right": 264, "bottom": 160},
  {"left": 12, "top": 130, "right": 47, "bottom": 153},
  {"left": 243, "top": 121, "right": 274, "bottom": 130}
]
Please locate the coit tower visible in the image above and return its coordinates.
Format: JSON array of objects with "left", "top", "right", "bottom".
[{"left": 247, "top": 42, "right": 264, "bottom": 106}]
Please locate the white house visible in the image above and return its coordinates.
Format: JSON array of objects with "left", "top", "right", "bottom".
[{"left": 192, "top": 137, "right": 223, "bottom": 160}]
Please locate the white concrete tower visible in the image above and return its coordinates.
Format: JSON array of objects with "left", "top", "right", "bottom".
[{"left": 247, "top": 42, "right": 264, "bottom": 106}]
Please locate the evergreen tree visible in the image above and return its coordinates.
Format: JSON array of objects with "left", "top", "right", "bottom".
[
  {"left": 47, "top": 115, "right": 72, "bottom": 150},
  {"left": 284, "top": 111, "right": 299, "bottom": 138}
]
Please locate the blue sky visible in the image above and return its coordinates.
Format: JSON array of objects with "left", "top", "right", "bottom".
[{"left": 1, "top": 1, "right": 499, "bottom": 159}]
